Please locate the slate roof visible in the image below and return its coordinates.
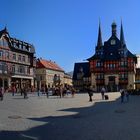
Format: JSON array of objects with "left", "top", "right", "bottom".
[
  {"left": 73, "top": 62, "right": 90, "bottom": 80},
  {"left": 0, "top": 27, "right": 35, "bottom": 54},
  {"left": 88, "top": 22, "right": 137, "bottom": 61},
  {"left": 88, "top": 35, "right": 137, "bottom": 61}
]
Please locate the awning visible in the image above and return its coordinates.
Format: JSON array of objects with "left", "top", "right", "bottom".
[{"left": 11, "top": 75, "right": 33, "bottom": 80}]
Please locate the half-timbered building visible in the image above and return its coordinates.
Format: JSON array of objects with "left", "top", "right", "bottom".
[
  {"left": 73, "top": 22, "right": 137, "bottom": 92},
  {"left": 0, "top": 27, "right": 36, "bottom": 91},
  {"left": 88, "top": 22, "right": 137, "bottom": 91}
]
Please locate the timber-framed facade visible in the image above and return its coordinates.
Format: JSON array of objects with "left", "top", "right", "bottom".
[{"left": 0, "top": 27, "right": 36, "bottom": 91}]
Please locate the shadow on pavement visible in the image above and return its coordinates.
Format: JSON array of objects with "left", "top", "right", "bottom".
[{"left": 1, "top": 94, "right": 140, "bottom": 140}]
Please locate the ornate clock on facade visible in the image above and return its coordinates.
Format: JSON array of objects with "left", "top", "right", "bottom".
[{"left": 110, "top": 39, "right": 116, "bottom": 45}]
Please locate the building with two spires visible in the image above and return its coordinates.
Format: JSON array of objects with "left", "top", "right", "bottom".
[{"left": 73, "top": 22, "right": 138, "bottom": 92}]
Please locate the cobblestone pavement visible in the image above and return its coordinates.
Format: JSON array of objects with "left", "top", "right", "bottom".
[{"left": 0, "top": 92, "right": 140, "bottom": 140}]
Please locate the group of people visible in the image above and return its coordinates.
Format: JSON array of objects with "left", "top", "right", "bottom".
[
  {"left": 87, "top": 86, "right": 106, "bottom": 102},
  {"left": 12, "top": 86, "right": 29, "bottom": 99},
  {"left": 87, "top": 86, "right": 130, "bottom": 103},
  {"left": 120, "top": 89, "right": 129, "bottom": 103},
  {"left": 37, "top": 85, "right": 76, "bottom": 98},
  {"left": 0, "top": 85, "right": 76, "bottom": 101},
  {"left": 0, "top": 84, "right": 131, "bottom": 103}
]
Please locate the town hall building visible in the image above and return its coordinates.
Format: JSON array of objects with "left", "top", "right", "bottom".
[{"left": 73, "top": 22, "right": 137, "bottom": 92}]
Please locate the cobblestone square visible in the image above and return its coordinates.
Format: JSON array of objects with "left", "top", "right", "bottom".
[{"left": 0, "top": 92, "right": 140, "bottom": 140}]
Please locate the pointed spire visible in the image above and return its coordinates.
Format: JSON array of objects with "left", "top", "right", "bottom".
[
  {"left": 120, "top": 21, "right": 125, "bottom": 45},
  {"left": 97, "top": 21, "right": 103, "bottom": 47},
  {"left": 4, "top": 26, "right": 8, "bottom": 33}
]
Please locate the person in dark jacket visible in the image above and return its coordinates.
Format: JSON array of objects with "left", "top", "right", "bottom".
[
  {"left": 0, "top": 87, "right": 4, "bottom": 101},
  {"left": 120, "top": 89, "right": 125, "bottom": 103},
  {"left": 45, "top": 85, "right": 49, "bottom": 98},
  {"left": 87, "top": 87, "right": 93, "bottom": 102}
]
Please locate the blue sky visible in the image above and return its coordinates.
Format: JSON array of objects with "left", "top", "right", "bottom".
[{"left": 1, "top": 0, "right": 140, "bottom": 72}]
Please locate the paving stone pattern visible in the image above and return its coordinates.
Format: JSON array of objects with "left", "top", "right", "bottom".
[{"left": 0, "top": 92, "right": 140, "bottom": 140}]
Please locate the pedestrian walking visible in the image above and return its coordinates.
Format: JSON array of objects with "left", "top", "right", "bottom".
[
  {"left": 12, "top": 86, "right": 16, "bottom": 96},
  {"left": 45, "top": 85, "right": 49, "bottom": 98},
  {"left": 20, "top": 87, "right": 23, "bottom": 96},
  {"left": 71, "top": 87, "right": 75, "bottom": 98},
  {"left": 101, "top": 87, "right": 105, "bottom": 100},
  {"left": 37, "top": 87, "right": 40, "bottom": 96},
  {"left": 23, "top": 86, "right": 28, "bottom": 99},
  {"left": 125, "top": 90, "right": 129, "bottom": 102},
  {"left": 120, "top": 89, "right": 125, "bottom": 103},
  {"left": 87, "top": 87, "right": 93, "bottom": 102},
  {"left": 66, "top": 88, "right": 70, "bottom": 96},
  {"left": 59, "top": 85, "right": 63, "bottom": 98},
  {"left": 0, "top": 87, "right": 4, "bottom": 101}
]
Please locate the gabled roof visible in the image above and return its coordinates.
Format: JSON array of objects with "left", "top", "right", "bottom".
[
  {"left": 87, "top": 54, "right": 101, "bottom": 61},
  {"left": 37, "top": 59, "right": 64, "bottom": 72},
  {"left": 0, "top": 27, "right": 12, "bottom": 45},
  {"left": 73, "top": 62, "right": 90, "bottom": 80},
  {"left": 88, "top": 34, "right": 137, "bottom": 61},
  {"left": 0, "top": 27, "right": 9, "bottom": 37},
  {"left": 88, "top": 22, "right": 137, "bottom": 62}
]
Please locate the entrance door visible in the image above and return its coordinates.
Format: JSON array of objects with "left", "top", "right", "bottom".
[{"left": 108, "top": 76, "right": 116, "bottom": 92}]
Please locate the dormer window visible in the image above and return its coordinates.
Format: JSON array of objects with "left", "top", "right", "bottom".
[
  {"left": 121, "top": 51, "right": 124, "bottom": 54},
  {"left": 0, "top": 38, "right": 8, "bottom": 47},
  {"left": 96, "top": 51, "right": 103, "bottom": 55},
  {"left": 13, "top": 42, "right": 16, "bottom": 48},
  {"left": 19, "top": 44, "right": 22, "bottom": 49},
  {"left": 96, "top": 61, "right": 103, "bottom": 67},
  {"left": 23, "top": 45, "right": 25, "bottom": 50},
  {"left": 26, "top": 46, "right": 29, "bottom": 51},
  {"left": 3, "top": 39, "right": 8, "bottom": 47}
]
